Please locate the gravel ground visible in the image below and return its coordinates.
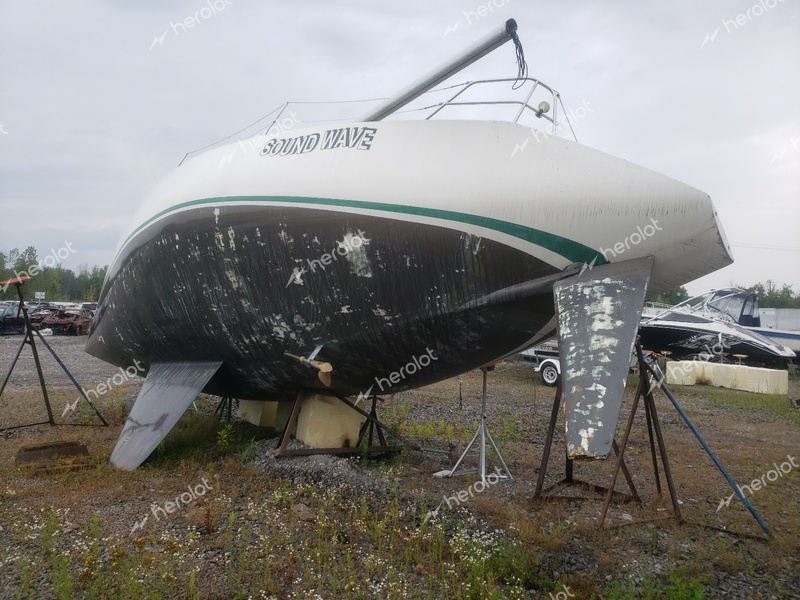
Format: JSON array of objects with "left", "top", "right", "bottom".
[
  {"left": 0, "top": 334, "right": 130, "bottom": 391},
  {"left": 0, "top": 332, "right": 798, "bottom": 598}
]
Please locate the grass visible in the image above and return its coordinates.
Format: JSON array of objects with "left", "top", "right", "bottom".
[
  {"left": 603, "top": 572, "right": 706, "bottom": 599},
  {"left": 0, "top": 363, "right": 798, "bottom": 598},
  {"left": 701, "top": 388, "right": 800, "bottom": 425}
]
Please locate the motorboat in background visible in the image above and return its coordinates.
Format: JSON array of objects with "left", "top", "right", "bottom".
[
  {"left": 692, "top": 288, "right": 800, "bottom": 353},
  {"left": 639, "top": 289, "right": 796, "bottom": 368}
]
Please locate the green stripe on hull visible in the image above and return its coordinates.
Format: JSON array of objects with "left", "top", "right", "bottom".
[{"left": 124, "top": 195, "right": 606, "bottom": 266}]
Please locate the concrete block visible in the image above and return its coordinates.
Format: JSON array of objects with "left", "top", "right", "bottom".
[
  {"left": 295, "top": 393, "right": 364, "bottom": 448},
  {"left": 665, "top": 361, "right": 788, "bottom": 395},
  {"left": 666, "top": 361, "right": 697, "bottom": 386},
  {"left": 236, "top": 400, "right": 278, "bottom": 428}
]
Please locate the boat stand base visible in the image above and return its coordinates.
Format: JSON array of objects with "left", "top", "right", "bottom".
[
  {"left": 274, "top": 390, "right": 400, "bottom": 458},
  {"left": 449, "top": 366, "right": 512, "bottom": 483}
]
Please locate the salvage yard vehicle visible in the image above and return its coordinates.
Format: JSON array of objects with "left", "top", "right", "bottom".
[
  {"left": 40, "top": 308, "right": 93, "bottom": 335},
  {"left": 0, "top": 304, "right": 26, "bottom": 335},
  {"left": 28, "top": 305, "right": 56, "bottom": 328}
]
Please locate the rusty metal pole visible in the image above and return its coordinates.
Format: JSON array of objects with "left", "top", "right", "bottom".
[
  {"left": 32, "top": 329, "right": 108, "bottom": 426},
  {"left": 642, "top": 389, "right": 681, "bottom": 519},
  {"left": 599, "top": 384, "right": 642, "bottom": 527},
  {"left": 16, "top": 282, "right": 54, "bottom": 425},
  {"left": 275, "top": 390, "right": 303, "bottom": 457},
  {"left": 534, "top": 379, "right": 562, "bottom": 497},
  {"left": 644, "top": 395, "right": 663, "bottom": 495},
  {"left": 612, "top": 439, "right": 640, "bottom": 503},
  {"left": 638, "top": 349, "right": 773, "bottom": 536},
  {"left": 0, "top": 334, "right": 27, "bottom": 397}
]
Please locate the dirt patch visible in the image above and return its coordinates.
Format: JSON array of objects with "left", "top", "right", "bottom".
[{"left": 0, "top": 339, "right": 798, "bottom": 598}]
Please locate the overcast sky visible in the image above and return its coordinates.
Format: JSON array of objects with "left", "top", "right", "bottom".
[{"left": 1, "top": 0, "right": 798, "bottom": 296}]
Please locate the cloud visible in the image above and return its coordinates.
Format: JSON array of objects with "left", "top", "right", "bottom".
[{"left": 0, "top": 0, "right": 797, "bottom": 292}]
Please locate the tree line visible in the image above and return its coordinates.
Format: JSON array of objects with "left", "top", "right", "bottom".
[
  {"left": 0, "top": 246, "right": 107, "bottom": 302},
  {"left": 3, "top": 244, "right": 799, "bottom": 308}
]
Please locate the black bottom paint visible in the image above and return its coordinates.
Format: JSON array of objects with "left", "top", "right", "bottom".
[{"left": 87, "top": 206, "right": 563, "bottom": 400}]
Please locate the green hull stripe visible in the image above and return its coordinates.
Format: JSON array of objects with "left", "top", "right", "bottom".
[{"left": 124, "top": 195, "right": 606, "bottom": 265}]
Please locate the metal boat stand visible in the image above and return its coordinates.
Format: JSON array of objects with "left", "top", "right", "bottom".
[
  {"left": 0, "top": 277, "right": 107, "bottom": 431},
  {"left": 534, "top": 379, "right": 640, "bottom": 505},
  {"left": 637, "top": 343, "right": 772, "bottom": 539},
  {"left": 448, "top": 365, "right": 512, "bottom": 483},
  {"left": 597, "top": 345, "right": 677, "bottom": 528},
  {"left": 274, "top": 389, "right": 401, "bottom": 458},
  {"left": 214, "top": 396, "right": 236, "bottom": 421},
  {"left": 533, "top": 343, "right": 674, "bottom": 522},
  {"left": 534, "top": 339, "right": 772, "bottom": 539}
]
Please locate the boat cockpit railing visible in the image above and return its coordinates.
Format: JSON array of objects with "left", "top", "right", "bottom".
[
  {"left": 389, "top": 77, "right": 579, "bottom": 142},
  {"left": 426, "top": 78, "right": 560, "bottom": 124}
]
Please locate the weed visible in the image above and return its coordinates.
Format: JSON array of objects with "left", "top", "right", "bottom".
[
  {"left": 604, "top": 571, "right": 705, "bottom": 599},
  {"left": 704, "top": 389, "right": 800, "bottom": 425}
]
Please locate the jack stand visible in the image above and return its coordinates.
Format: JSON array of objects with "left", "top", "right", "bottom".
[
  {"left": 533, "top": 338, "right": 772, "bottom": 539},
  {"left": 0, "top": 276, "right": 107, "bottom": 431},
  {"left": 449, "top": 366, "right": 512, "bottom": 483},
  {"left": 356, "top": 395, "right": 388, "bottom": 448},
  {"left": 534, "top": 380, "right": 639, "bottom": 504},
  {"left": 638, "top": 343, "right": 772, "bottom": 538},
  {"left": 597, "top": 345, "right": 676, "bottom": 527},
  {"left": 274, "top": 390, "right": 400, "bottom": 458},
  {"left": 214, "top": 396, "right": 236, "bottom": 421}
]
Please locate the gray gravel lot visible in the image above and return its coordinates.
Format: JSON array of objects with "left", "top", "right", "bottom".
[{"left": 0, "top": 334, "right": 138, "bottom": 391}]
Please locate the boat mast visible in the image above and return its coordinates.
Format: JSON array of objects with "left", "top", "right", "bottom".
[{"left": 360, "top": 18, "right": 519, "bottom": 122}]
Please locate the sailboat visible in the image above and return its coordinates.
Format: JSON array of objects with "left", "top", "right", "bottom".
[{"left": 86, "top": 19, "right": 734, "bottom": 469}]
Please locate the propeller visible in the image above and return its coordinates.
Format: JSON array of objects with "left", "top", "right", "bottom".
[{"left": 284, "top": 352, "right": 334, "bottom": 387}]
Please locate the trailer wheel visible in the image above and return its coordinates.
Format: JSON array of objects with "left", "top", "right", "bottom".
[{"left": 540, "top": 363, "right": 559, "bottom": 387}]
